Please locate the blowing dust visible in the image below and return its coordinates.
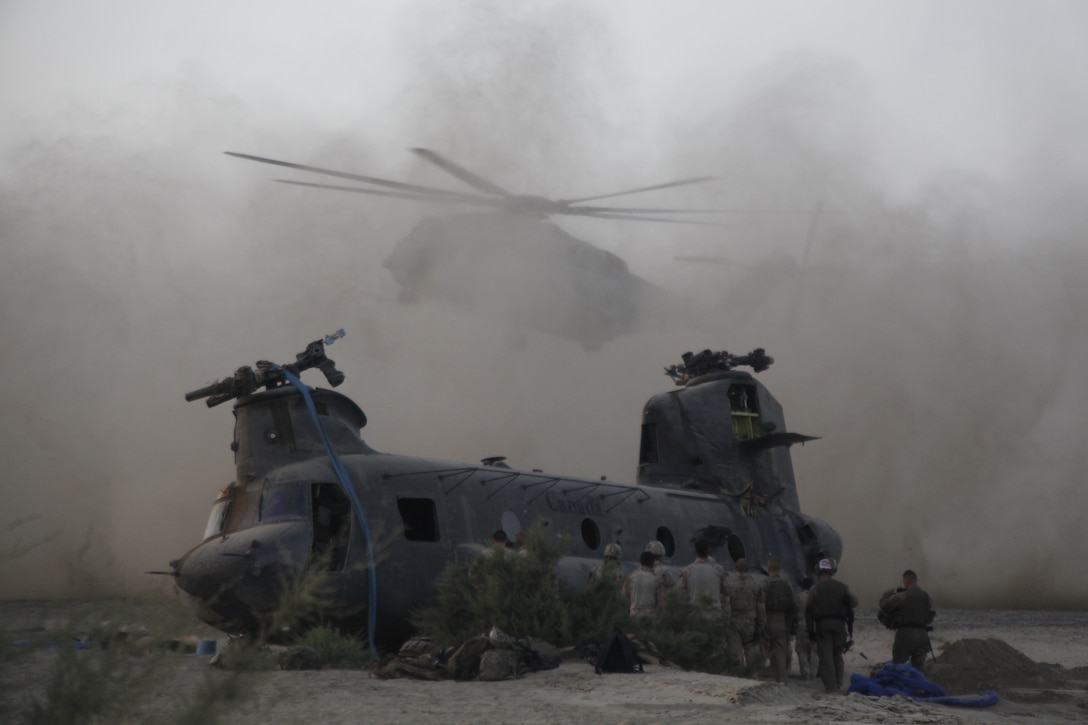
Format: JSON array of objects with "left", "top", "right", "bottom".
[{"left": 1, "top": 2, "right": 1086, "bottom": 612}]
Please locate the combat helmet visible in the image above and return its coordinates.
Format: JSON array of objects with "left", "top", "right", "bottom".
[
  {"left": 645, "top": 540, "right": 666, "bottom": 558},
  {"left": 603, "top": 543, "right": 622, "bottom": 559}
]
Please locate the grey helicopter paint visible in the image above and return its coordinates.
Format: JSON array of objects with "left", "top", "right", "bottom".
[{"left": 169, "top": 333, "right": 843, "bottom": 645}]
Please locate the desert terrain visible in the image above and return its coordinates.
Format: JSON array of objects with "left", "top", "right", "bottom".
[{"left": 3, "top": 597, "right": 1087, "bottom": 724}]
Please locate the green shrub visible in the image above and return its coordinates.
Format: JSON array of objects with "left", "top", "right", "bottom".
[
  {"left": 560, "top": 571, "right": 630, "bottom": 645},
  {"left": 296, "top": 625, "right": 373, "bottom": 669},
  {"left": 411, "top": 525, "right": 565, "bottom": 646},
  {"left": 641, "top": 590, "right": 737, "bottom": 675}
]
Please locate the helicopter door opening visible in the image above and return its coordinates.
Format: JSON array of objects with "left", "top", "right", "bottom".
[
  {"left": 728, "top": 384, "right": 761, "bottom": 441},
  {"left": 639, "top": 423, "right": 658, "bottom": 464},
  {"left": 727, "top": 534, "right": 746, "bottom": 563},
  {"left": 397, "top": 497, "right": 440, "bottom": 542},
  {"left": 312, "top": 483, "right": 350, "bottom": 571}
]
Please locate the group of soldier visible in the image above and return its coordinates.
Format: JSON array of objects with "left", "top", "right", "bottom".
[{"left": 591, "top": 539, "right": 935, "bottom": 693}]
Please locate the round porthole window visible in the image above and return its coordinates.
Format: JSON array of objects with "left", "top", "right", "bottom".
[
  {"left": 501, "top": 511, "right": 522, "bottom": 542},
  {"left": 581, "top": 518, "right": 601, "bottom": 551},
  {"left": 655, "top": 526, "right": 676, "bottom": 558}
]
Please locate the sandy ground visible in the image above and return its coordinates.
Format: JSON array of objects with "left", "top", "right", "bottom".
[{"left": 2, "top": 597, "right": 1087, "bottom": 724}]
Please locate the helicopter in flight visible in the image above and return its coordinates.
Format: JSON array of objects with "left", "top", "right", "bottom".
[
  {"left": 226, "top": 149, "right": 728, "bottom": 350},
  {"left": 168, "top": 332, "right": 842, "bottom": 647}
]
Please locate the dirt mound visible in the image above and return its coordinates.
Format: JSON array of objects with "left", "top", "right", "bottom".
[{"left": 928, "top": 638, "right": 1067, "bottom": 695}]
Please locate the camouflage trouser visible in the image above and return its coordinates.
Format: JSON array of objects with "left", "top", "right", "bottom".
[
  {"left": 762, "top": 611, "right": 790, "bottom": 684},
  {"left": 794, "top": 629, "right": 816, "bottom": 679},
  {"left": 727, "top": 615, "right": 764, "bottom": 675}
]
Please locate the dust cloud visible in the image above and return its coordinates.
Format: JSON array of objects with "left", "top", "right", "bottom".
[{"left": 2, "top": 2, "right": 1085, "bottom": 611}]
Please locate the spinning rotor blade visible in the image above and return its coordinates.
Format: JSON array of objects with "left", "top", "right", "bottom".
[
  {"left": 225, "top": 151, "right": 485, "bottom": 201},
  {"left": 275, "top": 180, "right": 503, "bottom": 208},
  {"left": 578, "top": 211, "right": 730, "bottom": 227},
  {"left": 562, "top": 176, "right": 716, "bottom": 205},
  {"left": 567, "top": 205, "right": 750, "bottom": 215},
  {"left": 411, "top": 148, "right": 511, "bottom": 196}
]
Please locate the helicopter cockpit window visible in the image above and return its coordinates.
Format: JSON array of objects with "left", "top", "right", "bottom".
[
  {"left": 397, "top": 498, "right": 439, "bottom": 542},
  {"left": 261, "top": 484, "right": 309, "bottom": 523},
  {"left": 728, "top": 384, "right": 761, "bottom": 441},
  {"left": 222, "top": 490, "right": 261, "bottom": 534},
  {"left": 581, "top": 518, "right": 601, "bottom": 551},
  {"left": 203, "top": 498, "right": 230, "bottom": 540}
]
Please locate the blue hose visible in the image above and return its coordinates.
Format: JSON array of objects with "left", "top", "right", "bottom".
[{"left": 278, "top": 367, "right": 379, "bottom": 658}]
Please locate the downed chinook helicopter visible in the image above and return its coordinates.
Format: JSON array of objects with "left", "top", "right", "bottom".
[
  {"left": 170, "top": 332, "right": 842, "bottom": 647},
  {"left": 226, "top": 149, "right": 726, "bottom": 350}
]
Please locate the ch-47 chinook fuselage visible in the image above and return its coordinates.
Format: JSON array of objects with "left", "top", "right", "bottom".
[{"left": 170, "top": 337, "right": 842, "bottom": 646}]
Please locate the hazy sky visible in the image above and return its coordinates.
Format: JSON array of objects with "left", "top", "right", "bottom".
[
  {"left": 2, "top": 1, "right": 1087, "bottom": 607},
  {"left": 5, "top": 1, "right": 1087, "bottom": 188}
]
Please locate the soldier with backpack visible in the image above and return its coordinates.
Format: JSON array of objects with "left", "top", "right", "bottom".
[
  {"left": 879, "top": 569, "right": 936, "bottom": 670},
  {"left": 761, "top": 556, "right": 796, "bottom": 684}
]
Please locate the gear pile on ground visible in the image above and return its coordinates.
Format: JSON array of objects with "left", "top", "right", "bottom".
[
  {"left": 369, "top": 628, "right": 561, "bottom": 682},
  {"left": 927, "top": 638, "right": 1068, "bottom": 696}
]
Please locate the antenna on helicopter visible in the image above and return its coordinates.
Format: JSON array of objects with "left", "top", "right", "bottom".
[{"left": 185, "top": 329, "right": 346, "bottom": 407}]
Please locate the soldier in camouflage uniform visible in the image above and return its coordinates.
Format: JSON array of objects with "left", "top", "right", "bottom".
[
  {"left": 793, "top": 577, "right": 817, "bottom": 680},
  {"left": 644, "top": 539, "right": 674, "bottom": 590},
  {"left": 677, "top": 539, "right": 728, "bottom": 612},
  {"left": 725, "top": 558, "right": 765, "bottom": 675},
  {"left": 588, "top": 543, "right": 626, "bottom": 584},
  {"left": 761, "top": 557, "right": 796, "bottom": 684},
  {"left": 622, "top": 550, "right": 666, "bottom": 617},
  {"left": 804, "top": 558, "right": 858, "bottom": 693}
]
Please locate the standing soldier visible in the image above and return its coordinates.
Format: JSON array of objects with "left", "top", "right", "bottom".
[
  {"left": 761, "top": 557, "right": 796, "bottom": 684},
  {"left": 879, "top": 569, "right": 936, "bottom": 670},
  {"left": 644, "top": 539, "right": 674, "bottom": 589},
  {"left": 804, "top": 558, "right": 858, "bottom": 694},
  {"left": 677, "top": 539, "right": 728, "bottom": 612},
  {"left": 588, "top": 543, "right": 625, "bottom": 584},
  {"left": 793, "top": 577, "right": 817, "bottom": 680},
  {"left": 725, "top": 558, "right": 765, "bottom": 675},
  {"left": 622, "top": 551, "right": 666, "bottom": 618}
]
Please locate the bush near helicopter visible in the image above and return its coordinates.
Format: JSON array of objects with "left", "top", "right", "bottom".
[
  {"left": 226, "top": 149, "right": 735, "bottom": 350},
  {"left": 168, "top": 332, "right": 842, "bottom": 647}
]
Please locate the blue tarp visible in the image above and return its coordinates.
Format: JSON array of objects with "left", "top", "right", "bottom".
[{"left": 848, "top": 662, "right": 999, "bottom": 708}]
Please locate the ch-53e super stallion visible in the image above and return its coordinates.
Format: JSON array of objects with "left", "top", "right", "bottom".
[{"left": 168, "top": 332, "right": 842, "bottom": 647}]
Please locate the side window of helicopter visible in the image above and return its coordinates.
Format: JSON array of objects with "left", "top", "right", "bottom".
[
  {"left": 397, "top": 497, "right": 440, "bottom": 542},
  {"left": 581, "top": 518, "right": 601, "bottom": 551},
  {"left": 261, "top": 483, "right": 310, "bottom": 523},
  {"left": 655, "top": 526, "right": 676, "bottom": 558},
  {"left": 728, "top": 384, "right": 761, "bottom": 441}
]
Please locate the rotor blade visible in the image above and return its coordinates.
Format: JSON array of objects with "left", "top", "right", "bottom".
[
  {"left": 565, "top": 204, "right": 750, "bottom": 215},
  {"left": 275, "top": 180, "right": 505, "bottom": 208},
  {"left": 577, "top": 211, "right": 731, "bottom": 227},
  {"left": 410, "top": 148, "right": 511, "bottom": 196},
  {"left": 562, "top": 176, "right": 716, "bottom": 205},
  {"left": 225, "top": 151, "right": 486, "bottom": 201},
  {"left": 674, "top": 255, "right": 751, "bottom": 267}
]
